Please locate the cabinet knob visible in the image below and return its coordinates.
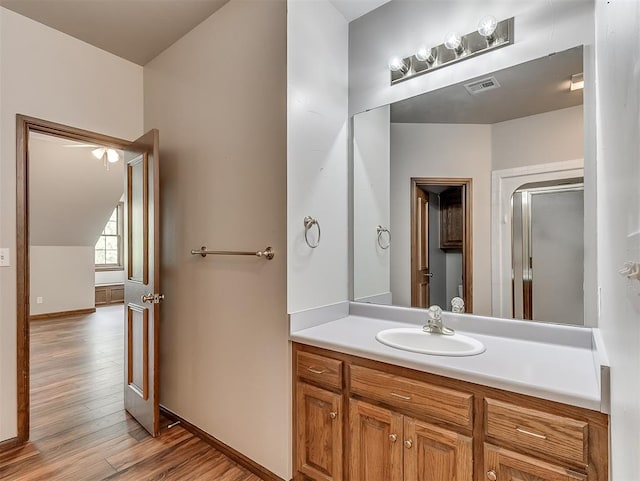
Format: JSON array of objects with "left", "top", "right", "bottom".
[
  {"left": 404, "top": 439, "right": 413, "bottom": 449},
  {"left": 329, "top": 411, "right": 337, "bottom": 419},
  {"left": 389, "top": 434, "right": 397, "bottom": 443},
  {"left": 487, "top": 470, "right": 497, "bottom": 481}
]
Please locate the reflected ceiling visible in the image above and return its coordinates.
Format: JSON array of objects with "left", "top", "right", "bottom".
[{"left": 391, "top": 46, "right": 584, "bottom": 124}]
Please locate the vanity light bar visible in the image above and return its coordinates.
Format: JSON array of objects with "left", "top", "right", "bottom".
[{"left": 390, "top": 17, "right": 515, "bottom": 85}]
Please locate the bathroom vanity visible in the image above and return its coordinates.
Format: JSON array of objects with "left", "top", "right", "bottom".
[{"left": 290, "top": 304, "right": 609, "bottom": 481}]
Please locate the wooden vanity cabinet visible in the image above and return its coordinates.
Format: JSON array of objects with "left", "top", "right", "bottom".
[
  {"left": 296, "top": 382, "right": 343, "bottom": 481},
  {"left": 349, "top": 398, "right": 472, "bottom": 481},
  {"left": 295, "top": 350, "right": 344, "bottom": 481},
  {"left": 349, "top": 399, "right": 403, "bottom": 481},
  {"left": 484, "top": 444, "right": 587, "bottom": 481},
  {"left": 292, "top": 343, "right": 608, "bottom": 481}
]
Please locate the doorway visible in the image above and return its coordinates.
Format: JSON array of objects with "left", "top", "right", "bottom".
[
  {"left": 15, "top": 116, "right": 131, "bottom": 443},
  {"left": 410, "top": 178, "right": 472, "bottom": 312}
]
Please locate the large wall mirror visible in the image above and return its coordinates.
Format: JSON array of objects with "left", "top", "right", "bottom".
[{"left": 352, "top": 45, "right": 588, "bottom": 326}]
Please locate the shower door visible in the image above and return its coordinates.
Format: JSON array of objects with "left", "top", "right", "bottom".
[{"left": 512, "top": 184, "right": 584, "bottom": 325}]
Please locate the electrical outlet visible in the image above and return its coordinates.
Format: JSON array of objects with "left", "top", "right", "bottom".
[
  {"left": 0, "top": 248, "right": 9, "bottom": 267},
  {"left": 36, "top": 297, "right": 43, "bottom": 304}
]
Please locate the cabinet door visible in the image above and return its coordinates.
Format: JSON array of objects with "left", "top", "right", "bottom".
[
  {"left": 404, "top": 417, "right": 473, "bottom": 481},
  {"left": 349, "top": 399, "right": 403, "bottom": 481},
  {"left": 484, "top": 444, "right": 586, "bottom": 481},
  {"left": 296, "top": 382, "right": 343, "bottom": 481},
  {"left": 440, "top": 187, "right": 463, "bottom": 249}
]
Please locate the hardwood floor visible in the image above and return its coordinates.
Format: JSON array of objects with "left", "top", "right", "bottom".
[{"left": 0, "top": 306, "right": 265, "bottom": 481}]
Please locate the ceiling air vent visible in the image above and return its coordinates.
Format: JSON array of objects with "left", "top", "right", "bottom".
[{"left": 464, "top": 77, "right": 501, "bottom": 94}]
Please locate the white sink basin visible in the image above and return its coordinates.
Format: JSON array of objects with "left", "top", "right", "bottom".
[{"left": 375, "top": 328, "right": 485, "bottom": 357}]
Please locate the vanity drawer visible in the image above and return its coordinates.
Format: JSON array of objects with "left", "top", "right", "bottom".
[
  {"left": 296, "top": 351, "right": 343, "bottom": 390},
  {"left": 350, "top": 365, "right": 473, "bottom": 428},
  {"left": 485, "top": 398, "right": 588, "bottom": 466}
]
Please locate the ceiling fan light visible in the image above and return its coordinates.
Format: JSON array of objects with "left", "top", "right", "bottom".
[
  {"left": 92, "top": 147, "right": 106, "bottom": 159},
  {"left": 106, "top": 149, "right": 120, "bottom": 163}
]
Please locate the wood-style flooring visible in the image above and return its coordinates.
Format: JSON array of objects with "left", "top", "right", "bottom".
[{"left": 0, "top": 306, "right": 264, "bottom": 481}]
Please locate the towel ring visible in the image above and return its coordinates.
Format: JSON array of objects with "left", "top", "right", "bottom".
[
  {"left": 304, "top": 216, "right": 321, "bottom": 248},
  {"left": 377, "top": 225, "right": 391, "bottom": 249}
]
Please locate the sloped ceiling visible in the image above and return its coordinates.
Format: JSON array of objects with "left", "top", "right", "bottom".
[
  {"left": 0, "top": 0, "right": 231, "bottom": 65},
  {"left": 29, "top": 133, "right": 124, "bottom": 247}
]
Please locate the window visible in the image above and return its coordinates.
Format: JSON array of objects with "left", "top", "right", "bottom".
[{"left": 95, "top": 203, "right": 123, "bottom": 270}]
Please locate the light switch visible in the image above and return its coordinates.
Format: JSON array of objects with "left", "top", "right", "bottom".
[{"left": 0, "top": 248, "right": 9, "bottom": 267}]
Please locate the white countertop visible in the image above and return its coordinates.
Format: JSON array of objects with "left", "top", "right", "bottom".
[{"left": 290, "top": 303, "right": 606, "bottom": 412}]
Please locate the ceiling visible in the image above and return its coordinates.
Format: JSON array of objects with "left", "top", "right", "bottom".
[
  {"left": 391, "top": 46, "right": 584, "bottom": 124},
  {"left": 0, "top": 0, "right": 230, "bottom": 65},
  {"left": 0, "top": 0, "right": 389, "bottom": 65},
  {"left": 28, "top": 132, "right": 124, "bottom": 247},
  {"left": 329, "top": 0, "right": 392, "bottom": 22}
]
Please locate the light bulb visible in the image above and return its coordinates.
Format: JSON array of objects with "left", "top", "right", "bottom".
[
  {"left": 415, "top": 45, "right": 436, "bottom": 64},
  {"left": 443, "top": 32, "right": 463, "bottom": 53},
  {"left": 106, "top": 149, "right": 120, "bottom": 163},
  {"left": 415, "top": 46, "right": 429, "bottom": 61},
  {"left": 388, "top": 56, "right": 408, "bottom": 73},
  {"left": 477, "top": 15, "right": 498, "bottom": 38},
  {"left": 91, "top": 147, "right": 106, "bottom": 160}
]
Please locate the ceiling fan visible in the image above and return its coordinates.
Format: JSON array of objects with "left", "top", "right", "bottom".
[{"left": 62, "top": 142, "right": 121, "bottom": 167}]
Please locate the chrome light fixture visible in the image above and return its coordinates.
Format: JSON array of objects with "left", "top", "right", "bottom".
[
  {"left": 389, "top": 16, "right": 514, "bottom": 85},
  {"left": 388, "top": 56, "right": 409, "bottom": 73},
  {"left": 477, "top": 15, "right": 498, "bottom": 44},
  {"left": 415, "top": 45, "right": 437, "bottom": 64},
  {"left": 444, "top": 31, "right": 464, "bottom": 55}
]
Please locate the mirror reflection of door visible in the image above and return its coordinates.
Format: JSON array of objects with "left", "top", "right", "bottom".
[
  {"left": 512, "top": 181, "right": 584, "bottom": 324},
  {"left": 411, "top": 179, "right": 471, "bottom": 311},
  {"left": 413, "top": 187, "right": 430, "bottom": 307}
]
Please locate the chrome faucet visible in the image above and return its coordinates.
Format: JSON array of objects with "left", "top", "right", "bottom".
[{"left": 423, "top": 305, "right": 455, "bottom": 335}]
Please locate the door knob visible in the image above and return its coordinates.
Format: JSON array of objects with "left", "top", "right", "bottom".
[
  {"left": 487, "top": 470, "right": 497, "bottom": 481},
  {"left": 141, "top": 293, "right": 165, "bottom": 304},
  {"left": 389, "top": 434, "right": 397, "bottom": 443},
  {"left": 404, "top": 439, "right": 413, "bottom": 449},
  {"left": 329, "top": 411, "right": 337, "bottom": 419},
  {"left": 424, "top": 273, "right": 433, "bottom": 278}
]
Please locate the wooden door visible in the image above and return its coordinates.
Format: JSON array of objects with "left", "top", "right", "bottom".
[
  {"left": 349, "top": 399, "right": 403, "bottom": 481},
  {"left": 296, "top": 382, "right": 343, "bottom": 481},
  {"left": 123, "top": 129, "right": 162, "bottom": 437},
  {"left": 484, "top": 444, "right": 586, "bottom": 481},
  {"left": 412, "top": 187, "right": 430, "bottom": 307},
  {"left": 404, "top": 417, "right": 473, "bottom": 481}
]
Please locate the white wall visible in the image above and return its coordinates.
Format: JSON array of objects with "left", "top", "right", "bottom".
[
  {"left": 390, "top": 123, "right": 492, "bottom": 313},
  {"left": 492, "top": 106, "right": 584, "bottom": 170},
  {"left": 0, "top": 7, "right": 143, "bottom": 442},
  {"left": 288, "top": 0, "right": 349, "bottom": 313},
  {"left": 30, "top": 247, "right": 94, "bottom": 315},
  {"left": 353, "top": 105, "right": 390, "bottom": 302},
  {"left": 594, "top": 1, "right": 640, "bottom": 479},
  {"left": 348, "top": 0, "right": 595, "bottom": 116},
  {"left": 144, "top": 0, "right": 289, "bottom": 478}
]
